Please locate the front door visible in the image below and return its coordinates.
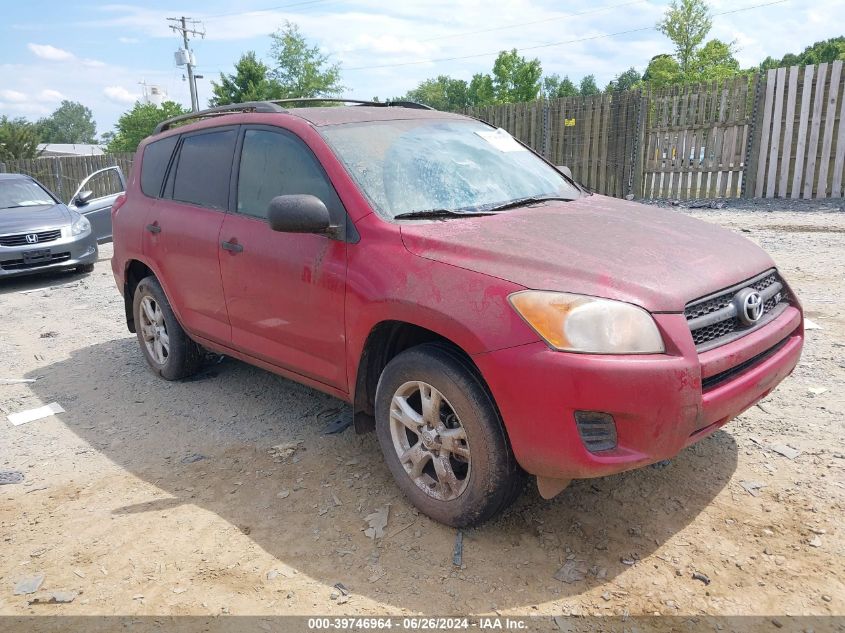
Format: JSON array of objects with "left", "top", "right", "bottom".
[
  {"left": 68, "top": 166, "right": 125, "bottom": 242},
  {"left": 218, "top": 126, "right": 347, "bottom": 390}
]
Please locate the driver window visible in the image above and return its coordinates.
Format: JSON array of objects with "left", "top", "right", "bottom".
[{"left": 236, "top": 128, "right": 344, "bottom": 224}]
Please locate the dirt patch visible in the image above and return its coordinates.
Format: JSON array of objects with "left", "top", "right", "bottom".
[{"left": 0, "top": 209, "right": 843, "bottom": 618}]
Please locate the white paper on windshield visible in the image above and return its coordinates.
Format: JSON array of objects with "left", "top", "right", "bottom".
[{"left": 475, "top": 128, "right": 526, "bottom": 152}]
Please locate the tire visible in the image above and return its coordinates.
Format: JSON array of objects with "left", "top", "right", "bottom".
[
  {"left": 132, "top": 275, "right": 202, "bottom": 380},
  {"left": 76, "top": 263, "right": 95, "bottom": 274},
  {"left": 375, "top": 343, "right": 525, "bottom": 527}
]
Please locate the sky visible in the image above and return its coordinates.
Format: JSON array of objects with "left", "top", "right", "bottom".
[{"left": 1, "top": 0, "right": 842, "bottom": 137}]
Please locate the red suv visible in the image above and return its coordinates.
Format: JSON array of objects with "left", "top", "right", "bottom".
[{"left": 112, "top": 100, "right": 804, "bottom": 526}]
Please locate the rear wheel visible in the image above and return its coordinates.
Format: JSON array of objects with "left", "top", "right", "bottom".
[
  {"left": 133, "top": 276, "right": 202, "bottom": 380},
  {"left": 375, "top": 343, "right": 525, "bottom": 527}
]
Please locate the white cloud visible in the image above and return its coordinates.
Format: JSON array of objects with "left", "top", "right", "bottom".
[
  {"left": 118, "top": 37, "right": 140, "bottom": 44},
  {"left": 26, "top": 43, "right": 106, "bottom": 69},
  {"left": 104, "top": 86, "right": 139, "bottom": 104},
  {"left": 0, "top": 89, "right": 28, "bottom": 102},
  {"left": 347, "top": 35, "right": 434, "bottom": 56},
  {"left": 28, "top": 43, "right": 75, "bottom": 61},
  {"left": 38, "top": 89, "right": 64, "bottom": 101}
]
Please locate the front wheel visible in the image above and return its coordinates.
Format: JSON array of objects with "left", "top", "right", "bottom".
[
  {"left": 374, "top": 344, "right": 525, "bottom": 527},
  {"left": 133, "top": 276, "right": 202, "bottom": 380}
]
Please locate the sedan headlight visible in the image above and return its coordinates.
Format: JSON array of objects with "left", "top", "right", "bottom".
[
  {"left": 509, "top": 290, "right": 665, "bottom": 354},
  {"left": 71, "top": 214, "right": 91, "bottom": 236}
]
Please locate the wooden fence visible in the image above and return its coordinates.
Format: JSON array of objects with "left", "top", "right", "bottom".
[
  {"left": 467, "top": 62, "right": 844, "bottom": 200},
  {"left": 749, "top": 60, "right": 845, "bottom": 199},
  {"left": 641, "top": 76, "right": 754, "bottom": 200},
  {"left": 468, "top": 92, "right": 641, "bottom": 197},
  {"left": 0, "top": 153, "right": 134, "bottom": 203}
]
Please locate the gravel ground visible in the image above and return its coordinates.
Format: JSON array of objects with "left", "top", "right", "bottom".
[{"left": 0, "top": 208, "right": 843, "bottom": 622}]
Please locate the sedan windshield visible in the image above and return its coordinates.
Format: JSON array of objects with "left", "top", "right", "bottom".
[
  {"left": 0, "top": 179, "right": 54, "bottom": 209},
  {"left": 320, "top": 119, "right": 579, "bottom": 219}
]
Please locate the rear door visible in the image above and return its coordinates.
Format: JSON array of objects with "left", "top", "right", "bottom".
[
  {"left": 218, "top": 125, "right": 348, "bottom": 390},
  {"left": 142, "top": 127, "right": 238, "bottom": 346},
  {"left": 68, "top": 166, "right": 125, "bottom": 242}
]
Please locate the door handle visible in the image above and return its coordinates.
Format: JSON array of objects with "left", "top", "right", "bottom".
[
  {"left": 221, "top": 240, "right": 243, "bottom": 253},
  {"left": 145, "top": 223, "right": 161, "bottom": 234}
]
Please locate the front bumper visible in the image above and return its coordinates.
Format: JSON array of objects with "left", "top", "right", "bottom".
[
  {"left": 0, "top": 230, "right": 98, "bottom": 278},
  {"left": 474, "top": 304, "right": 803, "bottom": 480}
]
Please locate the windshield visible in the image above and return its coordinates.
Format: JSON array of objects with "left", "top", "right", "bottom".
[
  {"left": 0, "top": 179, "right": 55, "bottom": 209},
  {"left": 320, "top": 119, "right": 579, "bottom": 219}
]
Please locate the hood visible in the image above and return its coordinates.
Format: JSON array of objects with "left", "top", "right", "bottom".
[
  {"left": 0, "top": 204, "right": 72, "bottom": 235},
  {"left": 400, "top": 195, "right": 775, "bottom": 313}
]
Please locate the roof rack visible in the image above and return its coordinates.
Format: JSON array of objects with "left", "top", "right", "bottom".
[
  {"left": 267, "top": 98, "right": 433, "bottom": 110},
  {"left": 153, "top": 101, "right": 285, "bottom": 134},
  {"left": 152, "top": 98, "right": 435, "bottom": 135}
]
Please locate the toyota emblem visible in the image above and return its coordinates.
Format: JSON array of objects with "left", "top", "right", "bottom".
[
  {"left": 25, "top": 233, "right": 39, "bottom": 244},
  {"left": 734, "top": 288, "right": 764, "bottom": 326}
]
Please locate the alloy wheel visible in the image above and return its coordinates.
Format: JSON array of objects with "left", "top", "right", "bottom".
[
  {"left": 388, "top": 380, "right": 471, "bottom": 501},
  {"left": 139, "top": 295, "right": 169, "bottom": 365}
]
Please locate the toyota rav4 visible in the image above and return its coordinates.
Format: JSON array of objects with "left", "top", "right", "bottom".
[{"left": 111, "top": 100, "right": 804, "bottom": 527}]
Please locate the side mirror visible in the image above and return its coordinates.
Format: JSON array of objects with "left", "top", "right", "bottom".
[
  {"left": 75, "top": 190, "right": 94, "bottom": 206},
  {"left": 556, "top": 165, "right": 573, "bottom": 180},
  {"left": 267, "top": 194, "right": 334, "bottom": 236}
]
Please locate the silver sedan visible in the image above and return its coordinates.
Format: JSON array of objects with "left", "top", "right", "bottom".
[{"left": 0, "top": 173, "right": 98, "bottom": 278}]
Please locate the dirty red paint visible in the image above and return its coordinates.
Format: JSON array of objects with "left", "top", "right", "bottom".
[{"left": 112, "top": 106, "right": 804, "bottom": 483}]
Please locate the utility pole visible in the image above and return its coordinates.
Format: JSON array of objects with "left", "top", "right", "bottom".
[{"left": 168, "top": 16, "right": 205, "bottom": 112}]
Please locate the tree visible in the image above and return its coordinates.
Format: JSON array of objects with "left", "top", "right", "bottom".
[
  {"left": 492, "top": 49, "right": 542, "bottom": 103},
  {"left": 405, "top": 75, "right": 469, "bottom": 111},
  {"left": 643, "top": 54, "right": 683, "bottom": 87},
  {"left": 468, "top": 73, "right": 495, "bottom": 106},
  {"left": 210, "top": 51, "right": 282, "bottom": 106},
  {"left": 0, "top": 116, "right": 40, "bottom": 160},
  {"left": 579, "top": 75, "right": 600, "bottom": 96},
  {"left": 106, "top": 101, "right": 188, "bottom": 153},
  {"left": 657, "top": 0, "right": 712, "bottom": 80},
  {"left": 759, "top": 36, "right": 845, "bottom": 70},
  {"left": 606, "top": 67, "right": 642, "bottom": 92},
  {"left": 695, "top": 39, "right": 740, "bottom": 81},
  {"left": 37, "top": 100, "right": 97, "bottom": 144},
  {"left": 543, "top": 74, "right": 579, "bottom": 98},
  {"left": 269, "top": 21, "right": 343, "bottom": 98}
]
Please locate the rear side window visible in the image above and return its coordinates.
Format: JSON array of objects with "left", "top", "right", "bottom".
[
  {"left": 140, "top": 136, "right": 178, "bottom": 198},
  {"left": 172, "top": 130, "right": 237, "bottom": 210}
]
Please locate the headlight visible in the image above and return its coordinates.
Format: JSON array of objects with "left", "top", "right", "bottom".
[
  {"left": 71, "top": 214, "right": 91, "bottom": 236},
  {"left": 509, "top": 291, "right": 665, "bottom": 354}
]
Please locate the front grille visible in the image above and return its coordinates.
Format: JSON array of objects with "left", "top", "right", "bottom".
[
  {"left": 0, "top": 252, "right": 71, "bottom": 270},
  {"left": 0, "top": 229, "right": 63, "bottom": 247},
  {"left": 685, "top": 269, "right": 790, "bottom": 351}
]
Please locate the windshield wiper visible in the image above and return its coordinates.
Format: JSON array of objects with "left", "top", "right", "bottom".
[
  {"left": 481, "top": 195, "right": 577, "bottom": 213},
  {"left": 392, "top": 208, "right": 497, "bottom": 220}
]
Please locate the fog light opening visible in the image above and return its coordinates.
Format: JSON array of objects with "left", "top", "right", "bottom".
[{"left": 574, "top": 411, "right": 618, "bottom": 453}]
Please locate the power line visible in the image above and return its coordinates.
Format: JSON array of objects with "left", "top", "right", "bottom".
[
  {"left": 419, "top": 0, "right": 655, "bottom": 43},
  {"left": 333, "top": 0, "right": 658, "bottom": 57},
  {"left": 343, "top": 0, "right": 789, "bottom": 72},
  {"left": 202, "top": 0, "right": 333, "bottom": 21}
]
